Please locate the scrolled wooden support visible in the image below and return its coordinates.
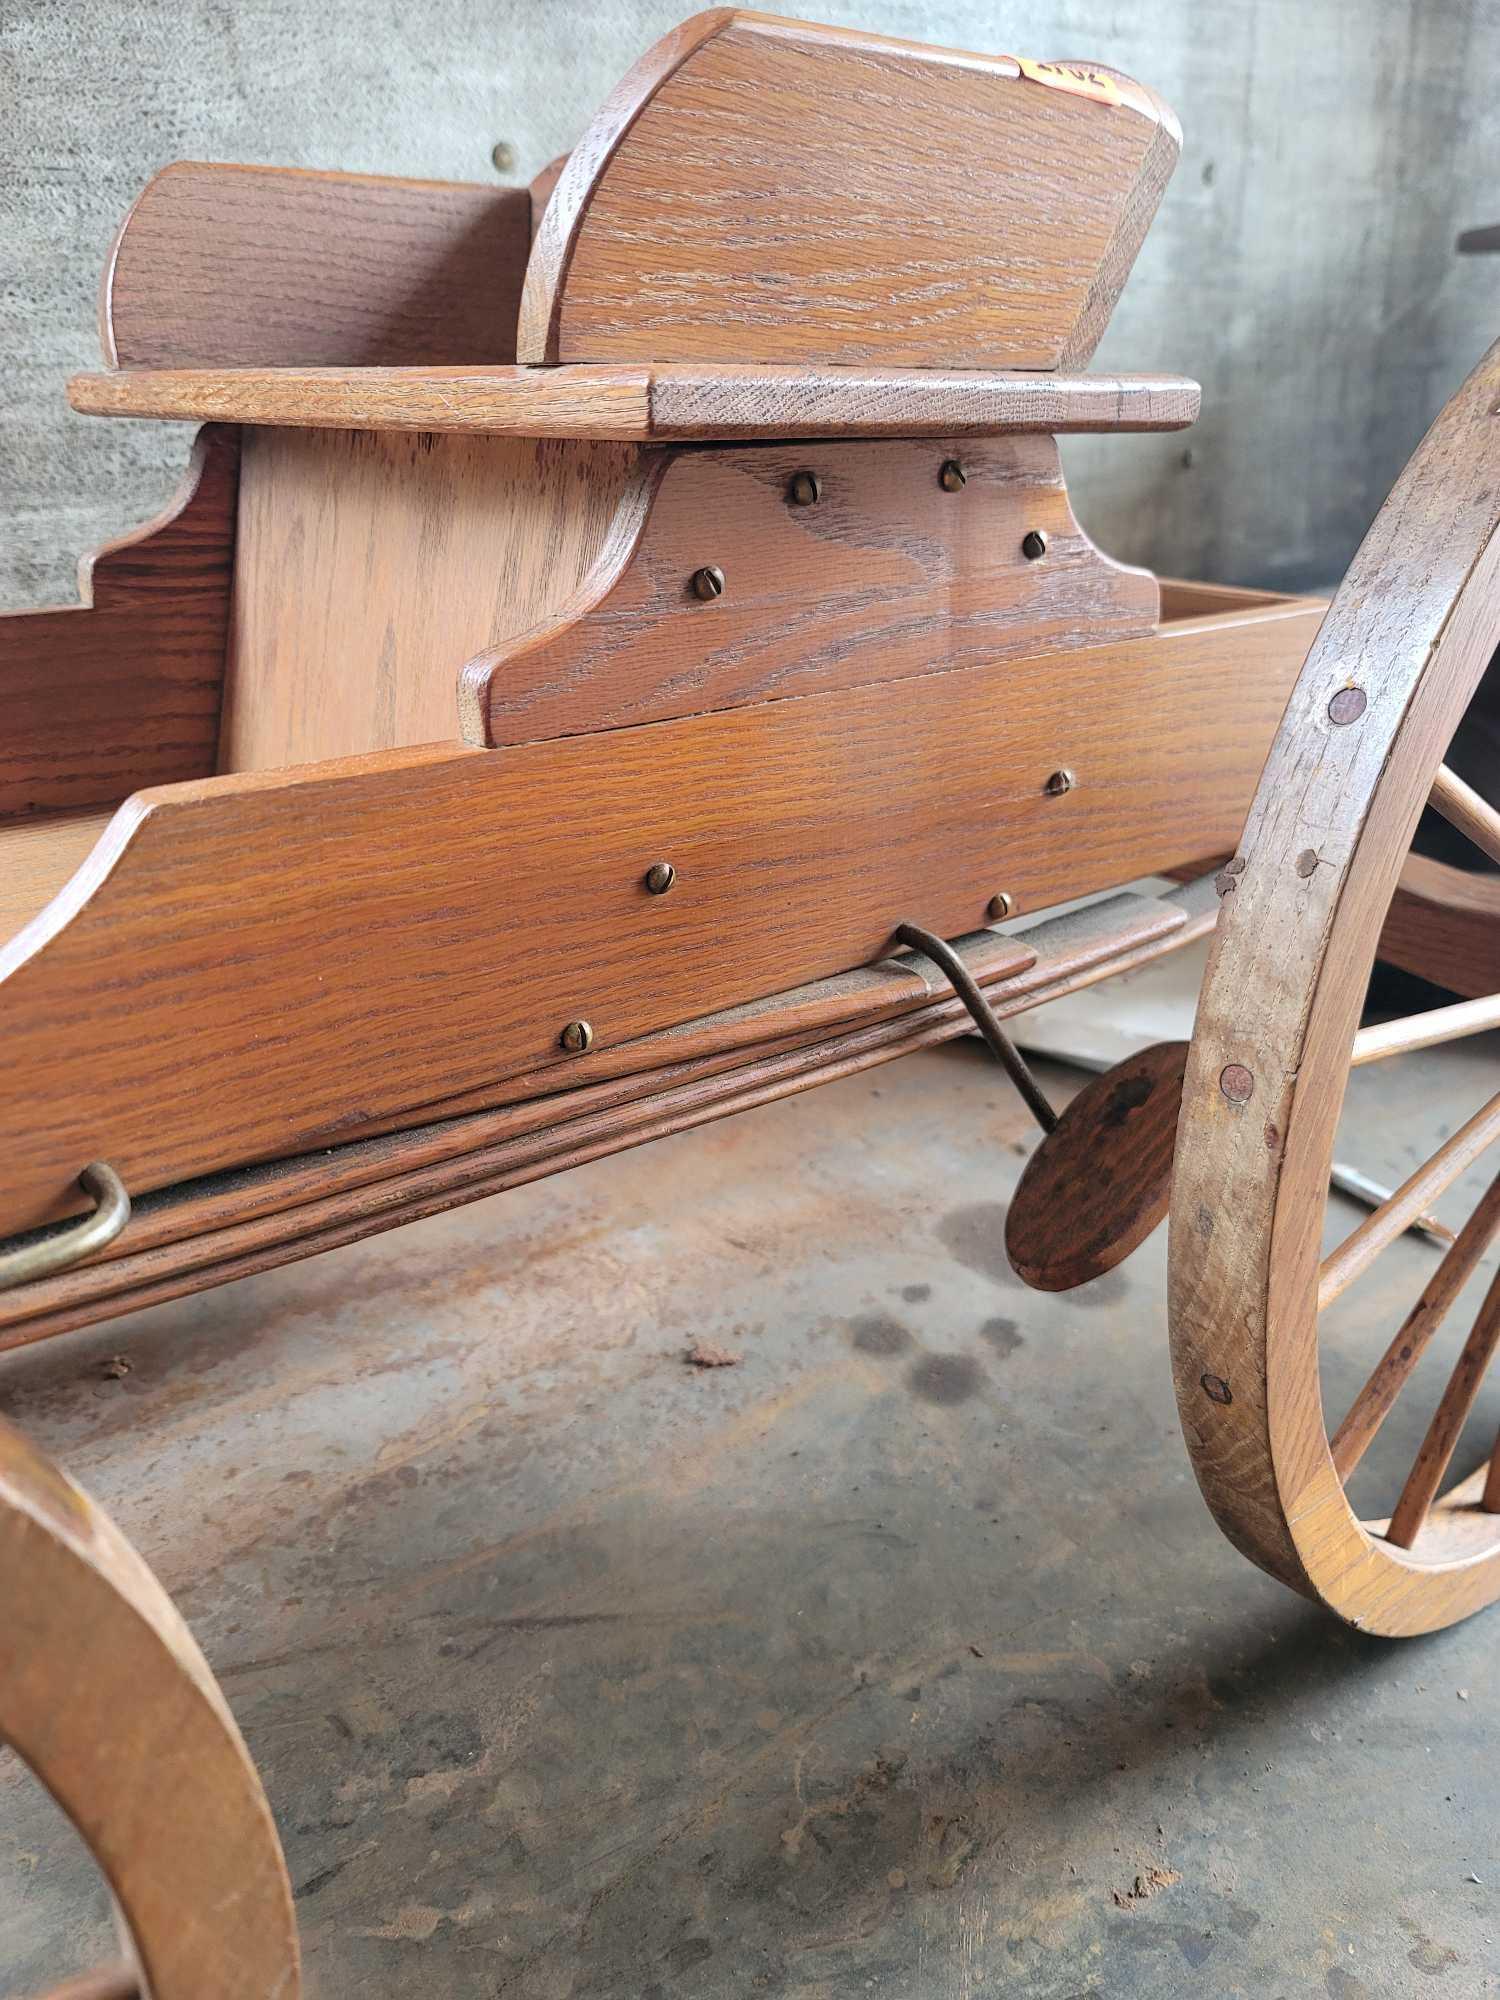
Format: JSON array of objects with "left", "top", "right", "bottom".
[{"left": 0, "top": 426, "right": 238, "bottom": 820}]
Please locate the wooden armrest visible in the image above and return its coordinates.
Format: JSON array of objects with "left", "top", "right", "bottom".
[{"left": 68, "top": 363, "right": 1200, "bottom": 440}]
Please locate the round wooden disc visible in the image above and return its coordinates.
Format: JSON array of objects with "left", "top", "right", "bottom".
[{"left": 1005, "top": 1040, "right": 1189, "bottom": 1292}]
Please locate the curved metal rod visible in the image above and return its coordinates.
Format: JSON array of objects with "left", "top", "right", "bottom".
[
  {"left": 894, "top": 923, "right": 1058, "bottom": 1133},
  {"left": 0, "top": 1164, "right": 131, "bottom": 1294}
]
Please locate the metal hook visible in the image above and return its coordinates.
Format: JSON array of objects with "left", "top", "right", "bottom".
[
  {"left": 894, "top": 923, "right": 1058, "bottom": 1134},
  {"left": 0, "top": 1164, "right": 132, "bottom": 1293}
]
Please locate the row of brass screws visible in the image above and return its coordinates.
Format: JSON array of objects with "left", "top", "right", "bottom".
[
  {"left": 688, "top": 462, "right": 1049, "bottom": 602},
  {"left": 569, "top": 464, "right": 1069, "bottom": 1057}
]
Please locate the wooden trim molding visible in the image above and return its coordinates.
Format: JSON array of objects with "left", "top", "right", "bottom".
[{"left": 68, "top": 364, "right": 1201, "bottom": 440}]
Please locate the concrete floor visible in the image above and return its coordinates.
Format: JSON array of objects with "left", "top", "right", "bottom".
[{"left": 1, "top": 1032, "right": 1498, "bottom": 1998}]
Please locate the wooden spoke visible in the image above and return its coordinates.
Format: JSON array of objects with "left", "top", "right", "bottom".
[
  {"left": 0, "top": 1417, "right": 300, "bottom": 1996},
  {"left": 1351, "top": 992, "right": 1500, "bottom": 1066},
  {"left": 1386, "top": 1262, "right": 1500, "bottom": 1548},
  {"left": 1319, "top": 1090, "right": 1500, "bottom": 1310},
  {"left": 1430, "top": 764, "right": 1500, "bottom": 868},
  {"left": 1330, "top": 1167, "right": 1500, "bottom": 1479}
]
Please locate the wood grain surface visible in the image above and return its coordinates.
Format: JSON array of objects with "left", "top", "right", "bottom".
[
  {"left": 519, "top": 10, "right": 1178, "bottom": 369},
  {"left": 0, "top": 604, "right": 1304, "bottom": 1234},
  {"left": 223, "top": 430, "right": 641, "bottom": 768},
  {"left": 102, "top": 162, "right": 530, "bottom": 369},
  {"left": 0, "top": 1418, "right": 300, "bottom": 1995},
  {"left": 67, "top": 364, "right": 1201, "bottom": 440},
  {"left": 463, "top": 436, "right": 1159, "bottom": 745},
  {"left": 0, "top": 885, "right": 1216, "bottom": 1347},
  {"left": 0, "top": 428, "right": 236, "bottom": 819},
  {"left": 0, "top": 813, "right": 114, "bottom": 938},
  {"left": 1168, "top": 333, "right": 1500, "bottom": 1634},
  {"left": 1380, "top": 854, "right": 1500, "bottom": 999}
]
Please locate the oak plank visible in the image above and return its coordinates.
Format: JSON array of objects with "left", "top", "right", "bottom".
[
  {"left": 102, "top": 162, "right": 530, "bottom": 369},
  {"left": 0, "top": 885, "right": 1212, "bottom": 1346},
  {"left": 519, "top": 10, "right": 1178, "bottom": 369},
  {"left": 1381, "top": 855, "right": 1500, "bottom": 1000},
  {"left": 0, "top": 610, "right": 1302, "bottom": 1233},
  {"left": 0, "top": 814, "right": 115, "bottom": 938},
  {"left": 224, "top": 430, "right": 643, "bottom": 768},
  {"left": 462, "top": 435, "right": 1159, "bottom": 746},
  {"left": 0, "top": 428, "right": 236, "bottom": 819},
  {"left": 67, "top": 364, "right": 1200, "bottom": 440}
]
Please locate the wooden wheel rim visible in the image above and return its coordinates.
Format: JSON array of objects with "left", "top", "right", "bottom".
[{"left": 1169, "top": 338, "right": 1500, "bottom": 1637}]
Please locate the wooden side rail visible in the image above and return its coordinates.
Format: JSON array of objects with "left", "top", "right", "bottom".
[
  {"left": 0, "top": 883, "right": 1216, "bottom": 1348},
  {"left": 0, "top": 605, "right": 1306, "bottom": 1235},
  {"left": 520, "top": 9, "right": 1180, "bottom": 369},
  {"left": 102, "top": 162, "right": 531, "bottom": 370}
]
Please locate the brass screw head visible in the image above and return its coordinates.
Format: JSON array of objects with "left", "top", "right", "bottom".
[
  {"left": 1044, "top": 768, "right": 1077, "bottom": 796},
  {"left": 1021, "top": 529, "right": 1048, "bottom": 561},
  {"left": 559, "top": 1019, "right": 594, "bottom": 1054},
  {"left": 644, "top": 861, "right": 676, "bottom": 895},
  {"left": 490, "top": 140, "right": 517, "bottom": 174},
  {"left": 691, "top": 565, "right": 726, "bottom": 601},
  {"left": 987, "top": 892, "right": 1015, "bottom": 919},
  {"left": 788, "top": 470, "right": 822, "bottom": 507},
  {"left": 938, "top": 459, "right": 967, "bottom": 493}
]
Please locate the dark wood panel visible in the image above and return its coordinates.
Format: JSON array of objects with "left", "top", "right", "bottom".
[{"left": 0, "top": 427, "right": 236, "bottom": 819}]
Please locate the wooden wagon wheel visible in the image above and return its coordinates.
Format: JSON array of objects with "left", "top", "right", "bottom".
[
  {"left": 0, "top": 1418, "right": 300, "bottom": 1997},
  {"left": 1169, "top": 335, "right": 1500, "bottom": 1636}
]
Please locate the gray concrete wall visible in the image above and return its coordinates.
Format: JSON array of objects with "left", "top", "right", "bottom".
[{"left": 4, "top": 0, "right": 1499, "bottom": 611}]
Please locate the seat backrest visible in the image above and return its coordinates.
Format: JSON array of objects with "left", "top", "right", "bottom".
[
  {"left": 520, "top": 8, "right": 1180, "bottom": 371},
  {"left": 101, "top": 163, "right": 531, "bottom": 369}
]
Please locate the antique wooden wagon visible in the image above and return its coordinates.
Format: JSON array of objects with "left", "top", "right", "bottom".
[{"left": 1, "top": 11, "right": 1497, "bottom": 1993}]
